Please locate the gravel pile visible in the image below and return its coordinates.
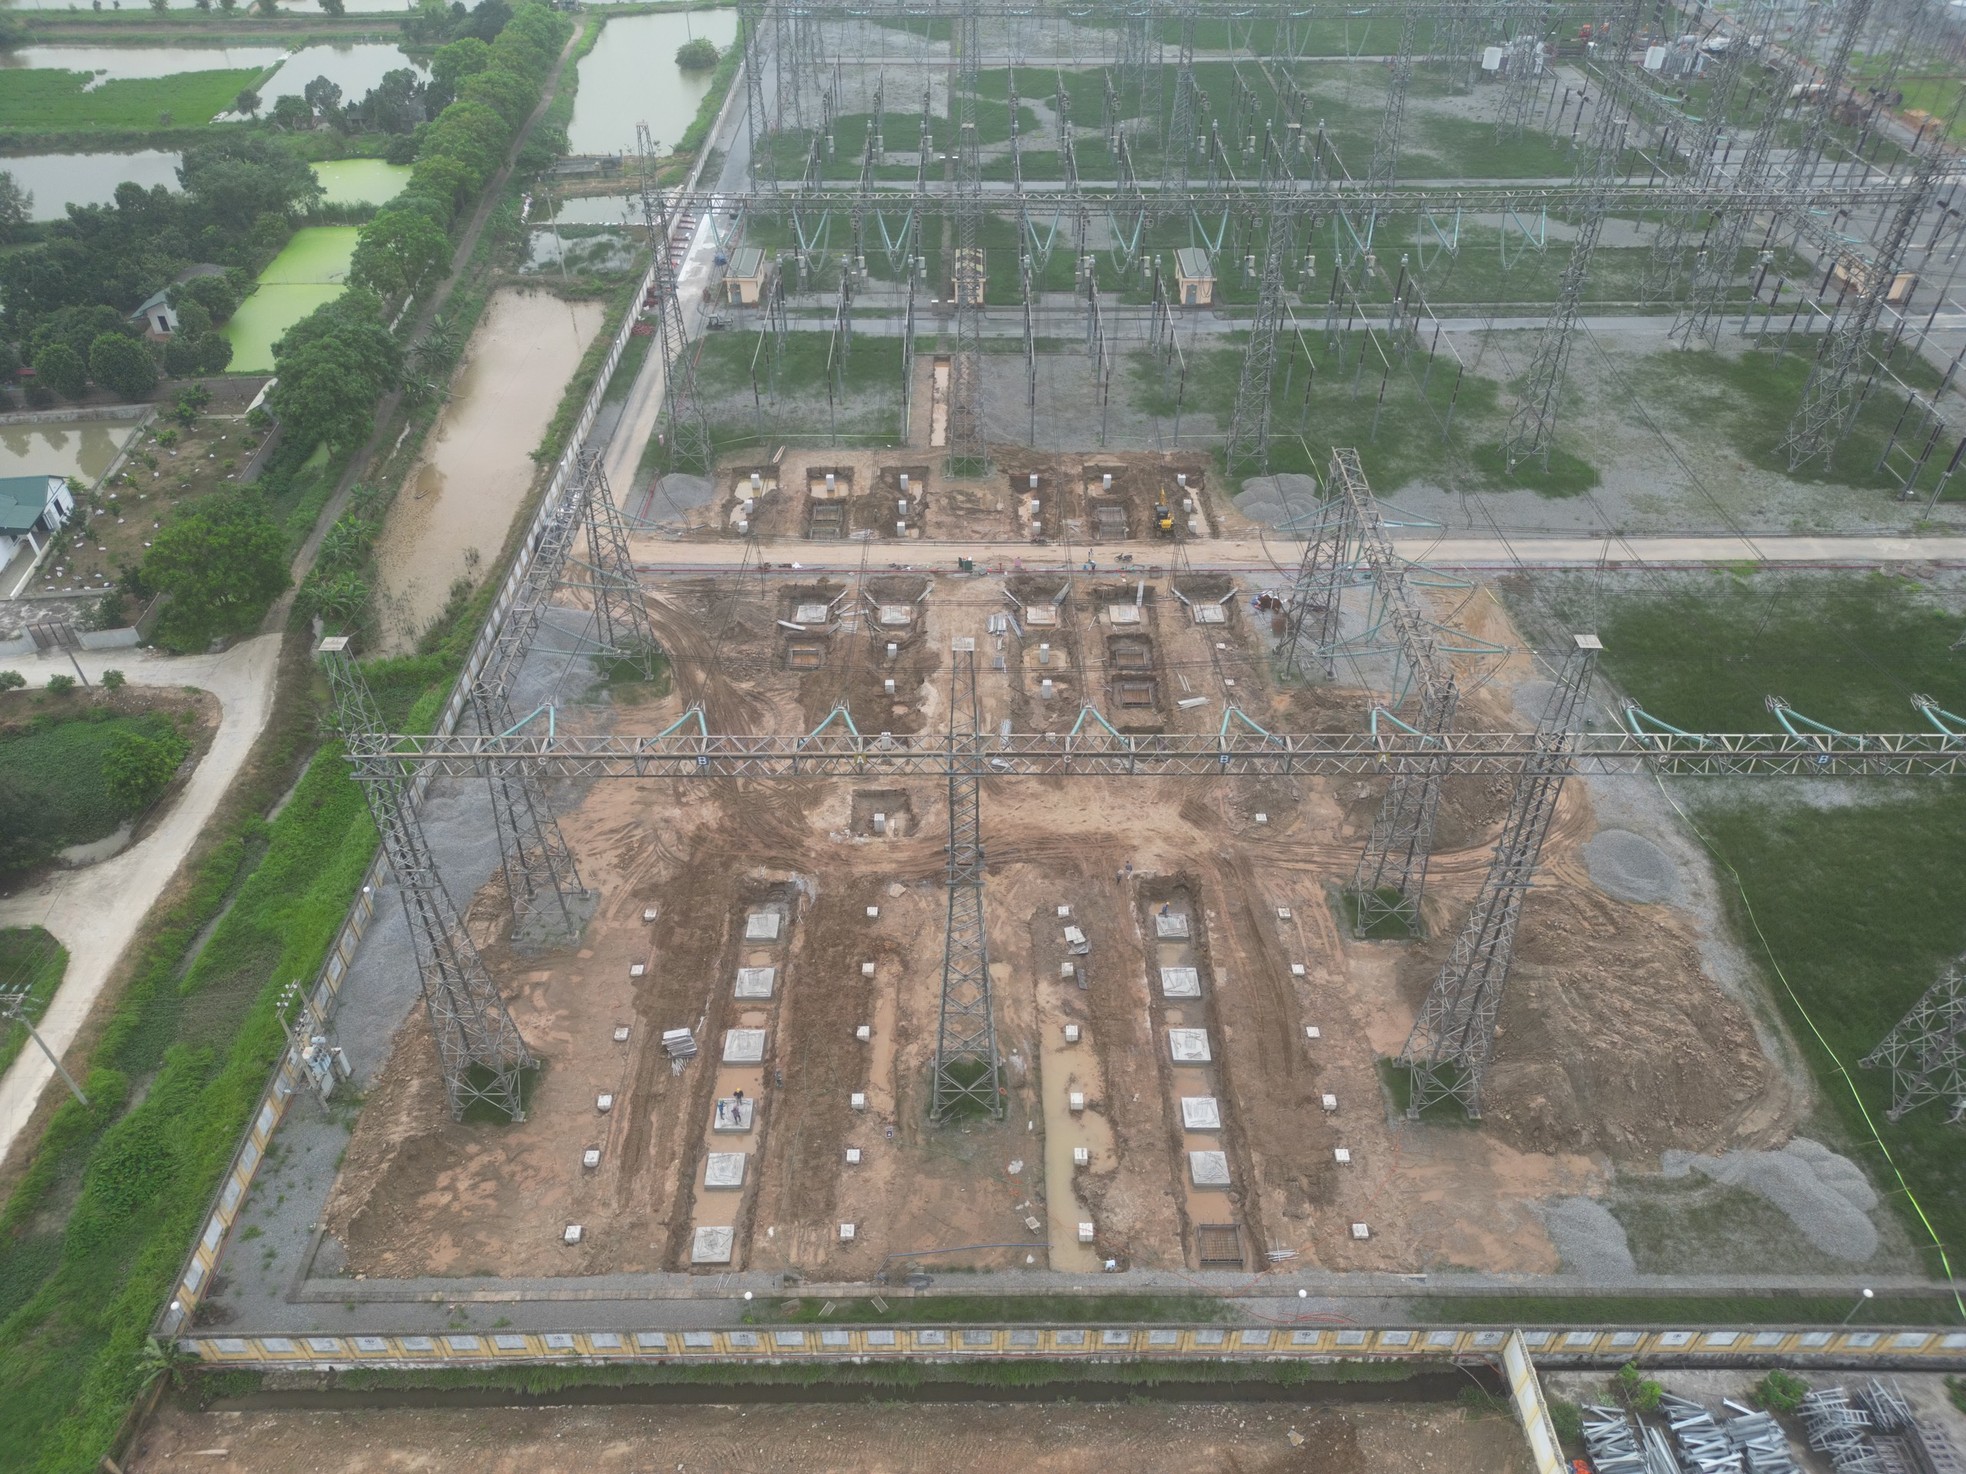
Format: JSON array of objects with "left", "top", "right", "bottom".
[
  {"left": 1539, "top": 1196, "right": 1637, "bottom": 1279},
  {"left": 1234, "top": 473, "right": 1321, "bottom": 529},
  {"left": 1662, "top": 1138, "right": 1881, "bottom": 1262},
  {"left": 651, "top": 472, "right": 716, "bottom": 513},
  {"left": 1584, "top": 828, "right": 1679, "bottom": 904}
]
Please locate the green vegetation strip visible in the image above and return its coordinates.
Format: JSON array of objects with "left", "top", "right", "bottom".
[
  {"left": 1536, "top": 571, "right": 1966, "bottom": 1310},
  {"left": 744, "top": 1293, "right": 1235, "bottom": 1325},
  {"left": 0, "top": 928, "right": 69, "bottom": 1084},
  {"left": 0, "top": 709, "right": 190, "bottom": 851},
  {"left": 0, "top": 644, "right": 464, "bottom": 1473},
  {"left": 0, "top": 69, "right": 264, "bottom": 131},
  {"left": 1415, "top": 1295, "right": 1964, "bottom": 1327}
]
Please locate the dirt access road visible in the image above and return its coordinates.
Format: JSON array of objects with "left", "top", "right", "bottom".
[
  {"left": 0, "top": 634, "right": 281, "bottom": 1168},
  {"left": 131, "top": 1400, "right": 1528, "bottom": 1474}
]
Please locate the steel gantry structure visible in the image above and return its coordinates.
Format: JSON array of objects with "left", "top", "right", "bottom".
[
  {"left": 713, "top": 0, "right": 1955, "bottom": 481},
  {"left": 932, "top": 641, "right": 1004, "bottom": 1119}
]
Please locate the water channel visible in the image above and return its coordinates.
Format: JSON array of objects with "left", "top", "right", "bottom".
[
  {"left": 371, "top": 287, "right": 606, "bottom": 651},
  {"left": 0, "top": 415, "right": 145, "bottom": 483}
]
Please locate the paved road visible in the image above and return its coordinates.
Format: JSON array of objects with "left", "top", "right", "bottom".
[
  {"left": 0, "top": 635, "right": 282, "bottom": 1169},
  {"left": 629, "top": 529, "right": 1966, "bottom": 574}
]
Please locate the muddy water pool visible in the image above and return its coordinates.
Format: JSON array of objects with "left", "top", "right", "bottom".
[{"left": 372, "top": 288, "right": 606, "bottom": 651}]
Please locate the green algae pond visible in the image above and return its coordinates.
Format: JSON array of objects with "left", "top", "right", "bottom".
[
  {"left": 222, "top": 226, "right": 358, "bottom": 374},
  {"left": 312, "top": 158, "right": 410, "bottom": 208}
]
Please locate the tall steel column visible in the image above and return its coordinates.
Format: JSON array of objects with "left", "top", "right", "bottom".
[
  {"left": 1493, "top": 2, "right": 1545, "bottom": 142},
  {"left": 1785, "top": 0, "right": 1875, "bottom": 195},
  {"left": 638, "top": 159, "right": 713, "bottom": 477},
  {"left": 320, "top": 638, "right": 535, "bottom": 1121},
  {"left": 1368, "top": 8, "right": 1420, "bottom": 187},
  {"left": 1225, "top": 185, "right": 1290, "bottom": 479},
  {"left": 931, "top": 642, "right": 1002, "bottom": 1120},
  {"left": 1163, "top": 13, "right": 1199, "bottom": 191},
  {"left": 741, "top": 1, "right": 774, "bottom": 192},
  {"left": 1500, "top": 1, "right": 1640, "bottom": 471},
  {"left": 1779, "top": 127, "right": 1945, "bottom": 470},
  {"left": 948, "top": 0, "right": 987, "bottom": 476},
  {"left": 1862, "top": 960, "right": 1966, "bottom": 1122},
  {"left": 470, "top": 678, "right": 587, "bottom": 944},
  {"left": 1397, "top": 633, "right": 1599, "bottom": 1117}
]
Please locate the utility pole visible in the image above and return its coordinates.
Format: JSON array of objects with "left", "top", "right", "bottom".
[
  {"left": 930, "top": 641, "right": 1002, "bottom": 1120},
  {"left": 1397, "top": 634, "right": 1599, "bottom": 1117},
  {"left": 320, "top": 639, "right": 535, "bottom": 1122},
  {"left": 0, "top": 989, "right": 87, "bottom": 1107}
]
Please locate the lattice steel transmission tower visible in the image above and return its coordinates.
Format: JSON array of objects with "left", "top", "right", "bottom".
[
  {"left": 1368, "top": 8, "right": 1421, "bottom": 186},
  {"left": 1493, "top": 3, "right": 1546, "bottom": 142},
  {"left": 639, "top": 138, "right": 713, "bottom": 477},
  {"left": 1278, "top": 477, "right": 1359, "bottom": 678},
  {"left": 1785, "top": 0, "right": 1875, "bottom": 195},
  {"left": 741, "top": 0, "right": 774, "bottom": 192},
  {"left": 1225, "top": 187, "right": 1290, "bottom": 480},
  {"left": 320, "top": 639, "right": 535, "bottom": 1121},
  {"left": 947, "top": 0, "right": 988, "bottom": 477},
  {"left": 1862, "top": 961, "right": 1966, "bottom": 1122},
  {"left": 1778, "top": 119, "right": 1947, "bottom": 470},
  {"left": 1500, "top": 1, "right": 1640, "bottom": 471},
  {"left": 1397, "top": 634, "right": 1599, "bottom": 1117},
  {"left": 576, "top": 452, "right": 662, "bottom": 672},
  {"left": 464, "top": 478, "right": 589, "bottom": 944},
  {"left": 1163, "top": 13, "right": 1200, "bottom": 191},
  {"left": 931, "top": 642, "right": 1002, "bottom": 1120},
  {"left": 1324, "top": 445, "right": 1460, "bottom": 937}
]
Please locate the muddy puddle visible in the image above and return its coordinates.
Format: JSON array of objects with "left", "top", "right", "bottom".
[{"left": 372, "top": 289, "right": 605, "bottom": 651}]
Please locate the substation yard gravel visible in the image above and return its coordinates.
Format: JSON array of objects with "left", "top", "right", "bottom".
[
  {"left": 129, "top": 1401, "right": 1531, "bottom": 1474},
  {"left": 303, "top": 564, "right": 1871, "bottom": 1285}
]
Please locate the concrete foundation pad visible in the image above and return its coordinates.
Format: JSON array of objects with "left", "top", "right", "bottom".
[
  {"left": 1180, "top": 1096, "right": 1222, "bottom": 1130},
  {"left": 794, "top": 603, "right": 830, "bottom": 624},
  {"left": 1159, "top": 965, "right": 1201, "bottom": 998},
  {"left": 691, "top": 1226, "right": 734, "bottom": 1264},
  {"left": 734, "top": 966, "right": 777, "bottom": 999},
  {"left": 744, "top": 911, "right": 782, "bottom": 941},
  {"left": 704, "top": 1152, "right": 748, "bottom": 1189},
  {"left": 1106, "top": 604, "right": 1142, "bottom": 625},
  {"left": 712, "top": 1097, "right": 755, "bottom": 1132},
  {"left": 1154, "top": 911, "right": 1189, "bottom": 939},
  {"left": 1188, "top": 1150, "right": 1231, "bottom": 1187},
  {"left": 1168, "top": 1028, "right": 1211, "bottom": 1063},
  {"left": 723, "top": 1028, "right": 767, "bottom": 1063}
]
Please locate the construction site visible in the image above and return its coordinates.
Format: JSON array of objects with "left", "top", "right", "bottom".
[{"left": 149, "top": 4, "right": 1966, "bottom": 1465}]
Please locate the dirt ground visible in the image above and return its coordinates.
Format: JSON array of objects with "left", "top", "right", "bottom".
[
  {"left": 315, "top": 562, "right": 1797, "bottom": 1281},
  {"left": 129, "top": 1400, "right": 1531, "bottom": 1474}
]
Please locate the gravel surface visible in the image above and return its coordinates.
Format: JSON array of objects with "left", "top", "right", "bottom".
[
  {"left": 1539, "top": 1196, "right": 1638, "bottom": 1280},
  {"left": 1583, "top": 828, "right": 1679, "bottom": 904},
  {"left": 1661, "top": 1138, "right": 1882, "bottom": 1263},
  {"left": 1234, "top": 473, "right": 1324, "bottom": 530}
]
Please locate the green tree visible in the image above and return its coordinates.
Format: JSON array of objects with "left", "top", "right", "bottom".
[
  {"left": 32, "top": 342, "right": 87, "bottom": 400},
  {"left": 317, "top": 0, "right": 345, "bottom": 13},
  {"left": 430, "top": 36, "right": 492, "bottom": 92},
  {"left": 46, "top": 673, "right": 75, "bottom": 694},
  {"left": 0, "top": 170, "right": 31, "bottom": 244},
  {"left": 178, "top": 135, "right": 322, "bottom": 232},
  {"left": 234, "top": 89, "right": 261, "bottom": 118},
  {"left": 270, "top": 94, "right": 311, "bottom": 131},
  {"left": 350, "top": 205, "right": 451, "bottom": 298},
  {"left": 100, "top": 668, "right": 126, "bottom": 690},
  {"left": 140, "top": 491, "right": 291, "bottom": 649},
  {"left": 268, "top": 290, "right": 400, "bottom": 451},
  {"left": 675, "top": 37, "right": 719, "bottom": 70},
  {"left": 102, "top": 726, "right": 189, "bottom": 812},
  {"left": 0, "top": 670, "right": 23, "bottom": 690},
  {"left": 88, "top": 333, "right": 157, "bottom": 401},
  {"left": 456, "top": 64, "right": 534, "bottom": 128}
]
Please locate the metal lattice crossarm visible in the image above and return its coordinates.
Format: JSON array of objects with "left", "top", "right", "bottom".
[{"left": 350, "top": 725, "right": 1966, "bottom": 779}]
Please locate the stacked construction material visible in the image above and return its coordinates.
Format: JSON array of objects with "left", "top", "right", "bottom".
[
  {"left": 1801, "top": 1388, "right": 1886, "bottom": 1474},
  {"left": 1719, "top": 1401, "right": 1802, "bottom": 1474},
  {"left": 662, "top": 1028, "right": 698, "bottom": 1059},
  {"left": 1662, "top": 1393, "right": 1744, "bottom": 1473}
]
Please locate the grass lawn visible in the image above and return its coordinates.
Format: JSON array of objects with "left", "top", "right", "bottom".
[
  {"left": 744, "top": 1293, "right": 1235, "bottom": 1325},
  {"left": 0, "top": 927, "right": 69, "bottom": 1082},
  {"left": 0, "top": 708, "right": 188, "bottom": 851},
  {"left": 1527, "top": 570, "right": 1966, "bottom": 1286},
  {"left": 0, "top": 69, "right": 264, "bottom": 130}
]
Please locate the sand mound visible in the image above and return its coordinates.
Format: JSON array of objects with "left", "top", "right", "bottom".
[
  {"left": 1661, "top": 1138, "right": 1880, "bottom": 1261},
  {"left": 1234, "top": 473, "right": 1321, "bottom": 530}
]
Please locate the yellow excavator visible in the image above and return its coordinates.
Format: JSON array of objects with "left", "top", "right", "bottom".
[{"left": 1153, "top": 502, "right": 1176, "bottom": 536}]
